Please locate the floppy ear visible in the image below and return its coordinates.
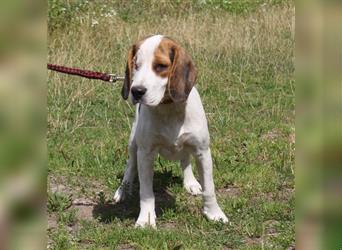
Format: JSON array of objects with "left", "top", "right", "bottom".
[
  {"left": 167, "top": 46, "right": 197, "bottom": 102},
  {"left": 121, "top": 45, "right": 137, "bottom": 100}
]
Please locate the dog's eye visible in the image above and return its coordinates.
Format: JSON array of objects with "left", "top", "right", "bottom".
[
  {"left": 154, "top": 63, "right": 168, "bottom": 72},
  {"left": 133, "top": 57, "right": 140, "bottom": 71},
  {"left": 134, "top": 62, "right": 141, "bottom": 71}
]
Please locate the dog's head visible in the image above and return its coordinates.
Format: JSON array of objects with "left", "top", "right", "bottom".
[{"left": 121, "top": 35, "right": 197, "bottom": 106}]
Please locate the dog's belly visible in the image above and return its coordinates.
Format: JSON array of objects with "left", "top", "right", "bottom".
[
  {"left": 158, "top": 147, "right": 187, "bottom": 161},
  {"left": 159, "top": 145, "right": 190, "bottom": 161}
]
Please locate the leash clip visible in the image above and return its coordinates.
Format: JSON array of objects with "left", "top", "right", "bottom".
[
  {"left": 108, "top": 74, "right": 118, "bottom": 83},
  {"left": 108, "top": 74, "right": 125, "bottom": 83}
]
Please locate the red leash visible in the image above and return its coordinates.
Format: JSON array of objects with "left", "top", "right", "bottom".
[{"left": 47, "top": 63, "right": 124, "bottom": 83}]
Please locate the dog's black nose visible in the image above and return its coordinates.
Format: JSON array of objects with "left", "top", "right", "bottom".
[{"left": 131, "top": 86, "right": 147, "bottom": 100}]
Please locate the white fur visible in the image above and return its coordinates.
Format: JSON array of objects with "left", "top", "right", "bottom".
[
  {"left": 114, "top": 35, "right": 228, "bottom": 228},
  {"left": 130, "top": 35, "right": 168, "bottom": 106}
]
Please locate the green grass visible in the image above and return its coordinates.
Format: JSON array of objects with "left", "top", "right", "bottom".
[{"left": 48, "top": 0, "right": 294, "bottom": 249}]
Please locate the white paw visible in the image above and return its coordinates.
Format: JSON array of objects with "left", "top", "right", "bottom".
[
  {"left": 203, "top": 205, "right": 228, "bottom": 223},
  {"left": 184, "top": 180, "right": 202, "bottom": 195},
  {"left": 113, "top": 186, "right": 125, "bottom": 203},
  {"left": 135, "top": 211, "right": 156, "bottom": 228}
]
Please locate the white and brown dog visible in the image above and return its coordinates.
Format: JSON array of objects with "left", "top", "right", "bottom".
[{"left": 114, "top": 34, "right": 228, "bottom": 227}]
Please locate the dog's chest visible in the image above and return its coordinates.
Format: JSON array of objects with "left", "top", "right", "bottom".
[{"left": 136, "top": 98, "right": 208, "bottom": 160}]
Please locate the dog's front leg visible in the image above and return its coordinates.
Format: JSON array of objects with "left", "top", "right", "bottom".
[
  {"left": 194, "top": 148, "right": 228, "bottom": 223},
  {"left": 135, "top": 148, "right": 157, "bottom": 228}
]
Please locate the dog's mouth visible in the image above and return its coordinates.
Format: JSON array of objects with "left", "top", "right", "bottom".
[
  {"left": 131, "top": 96, "right": 161, "bottom": 107},
  {"left": 132, "top": 97, "right": 139, "bottom": 105},
  {"left": 131, "top": 96, "right": 147, "bottom": 106}
]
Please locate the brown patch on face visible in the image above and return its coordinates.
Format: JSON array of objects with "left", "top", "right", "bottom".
[
  {"left": 153, "top": 39, "right": 175, "bottom": 78},
  {"left": 155, "top": 37, "right": 197, "bottom": 103}
]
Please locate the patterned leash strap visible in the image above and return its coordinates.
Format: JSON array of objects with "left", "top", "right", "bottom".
[{"left": 47, "top": 63, "right": 124, "bottom": 83}]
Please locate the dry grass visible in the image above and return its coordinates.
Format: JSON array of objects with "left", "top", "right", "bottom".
[
  {"left": 48, "top": 4, "right": 294, "bottom": 69},
  {"left": 48, "top": 3, "right": 294, "bottom": 129}
]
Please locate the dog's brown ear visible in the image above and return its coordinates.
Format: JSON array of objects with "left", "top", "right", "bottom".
[
  {"left": 122, "top": 45, "right": 137, "bottom": 100},
  {"left": 167, "top": 45, "right": 197, "bottom": 102}
]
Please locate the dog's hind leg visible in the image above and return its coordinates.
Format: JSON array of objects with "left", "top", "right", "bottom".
[
  {"left": 113, "top": 141, "right": 137, "bottom": 203},
  {"left": 113, "top": 121, "right": 138, "bottom": 203},
  {"left": 181, "top": 155, "right": 202, "bottom": 195}
]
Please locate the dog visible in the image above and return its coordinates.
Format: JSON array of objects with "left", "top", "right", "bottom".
[{"left": 114, "top": 34, "right": 228, "bottom": 228}]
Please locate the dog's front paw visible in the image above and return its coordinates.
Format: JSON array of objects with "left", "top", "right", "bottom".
[
  {"left": 135, "top": 211, "right": 156, "bottom": 228},
  {"left": 203, "top": 205, "right": 228, "bottom": 223}
]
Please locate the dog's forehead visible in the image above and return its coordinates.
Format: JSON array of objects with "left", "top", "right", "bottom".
[{"left": 137, "top": 35, "right": 164, "bottom": 60}]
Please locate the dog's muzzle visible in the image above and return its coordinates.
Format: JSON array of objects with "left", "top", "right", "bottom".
[{"left": 131, "top": 86, "right": 147, "bottom": 101}]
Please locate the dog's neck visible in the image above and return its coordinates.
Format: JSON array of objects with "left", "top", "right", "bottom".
[{"left": 143, "top": 101, "right": 187, "bottom": 118}]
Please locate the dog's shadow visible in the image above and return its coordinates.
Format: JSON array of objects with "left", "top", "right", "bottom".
[{"left": 93, "top": 170, "right": 181, "bottom": 223}]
